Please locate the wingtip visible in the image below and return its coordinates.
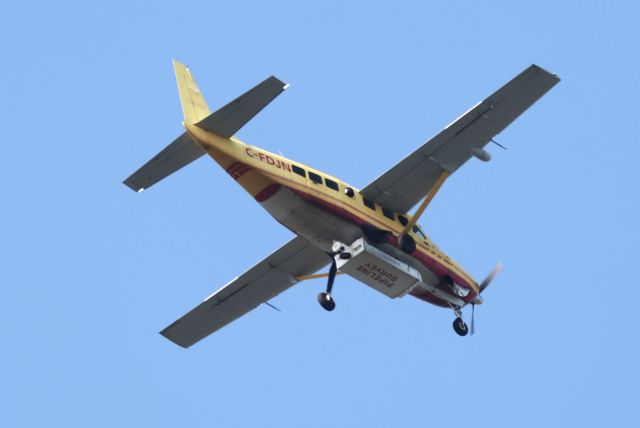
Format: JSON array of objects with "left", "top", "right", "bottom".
[
  {"left": 122, "top": 178, "right": 144, "bottom": 193},
  {"left": 159, "top": 329, "right": 191, "bottom": 349},
  {"left": 268, "top": 75, "right": 289, "bottom": 90},
  {"left": 531, "top": 63, "right": 561, "bottom": 82}
]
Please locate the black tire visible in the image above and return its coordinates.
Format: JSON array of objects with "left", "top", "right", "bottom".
[
  {"left": 361, "top": 224, "right": 388, "bottom": 244},
  {"left": 398, "top": 234, "right": 416, "bottom": 254},
  {"left": 317, "top": 292, "right": 336, "bottom": 311},
  {"left": 453, "top": 317, "right": 468, "bottom": 336}
]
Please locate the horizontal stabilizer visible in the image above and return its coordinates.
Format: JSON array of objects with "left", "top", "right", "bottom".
[
  {"left": 195, "top": 76, "right": 288, "bottom": 138},
  {"left": 123, "top": 132, "right": 205, "bottom": 192}
]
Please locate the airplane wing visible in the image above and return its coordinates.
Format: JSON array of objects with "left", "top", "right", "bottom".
[
  {"left": 160, "top": 236, "right": 328, "bottom": 348},
  {"left": 360, "top": 64, "right": 560, "bottom": 213}
]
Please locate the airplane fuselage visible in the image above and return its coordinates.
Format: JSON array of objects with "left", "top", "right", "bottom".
[{"left": 185, "top": 123, "right": 479, "bottom": 307}]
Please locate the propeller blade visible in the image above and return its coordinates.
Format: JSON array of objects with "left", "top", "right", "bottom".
[
  {"left": 479, "top": 262, "right": 503, "bottom": 293},
  {"left": 470, "top": 263, "right": 503, "bottom": 336},
  {"left": 470, "top": 303, "right": 475, "bottom": 335}
]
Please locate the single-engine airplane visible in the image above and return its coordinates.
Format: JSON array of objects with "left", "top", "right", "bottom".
[{"left": 124, "top": 61, "right": 559, "bottom": 348}]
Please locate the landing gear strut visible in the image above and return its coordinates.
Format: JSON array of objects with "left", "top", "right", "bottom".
[
  {"left": 317, "top": 257, "right": 338, "bottom": 311},
  {"left": 452, "top": 306, "right": 469, "bottom": 336}
]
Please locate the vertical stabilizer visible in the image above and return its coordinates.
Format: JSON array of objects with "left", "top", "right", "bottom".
[{"left": 173, "top": 59, "right": 211, "bottom": 124}]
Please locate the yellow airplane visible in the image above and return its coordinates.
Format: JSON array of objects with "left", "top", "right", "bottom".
[{"left": 124, "top": 61, "right": 559, "bottom": 348}]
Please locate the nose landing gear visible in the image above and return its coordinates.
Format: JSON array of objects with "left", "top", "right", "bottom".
[
  {"left": 451, "top": 306, "right": 469, "bottom": 336},
  {"left": 453, "top": 317, "right": 469, "bottom": 336}
]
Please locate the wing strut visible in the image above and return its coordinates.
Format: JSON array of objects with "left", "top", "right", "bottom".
[
  {"left": 296, "top": 272, "right": 346, "bottom": 281},
  {"left": 400, "top": 170, "right": 450, "bottom": 236}
]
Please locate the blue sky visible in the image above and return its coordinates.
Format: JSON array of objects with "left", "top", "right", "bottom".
[{"left": 1, "top": 1, "right": 638, "bottom": 426}]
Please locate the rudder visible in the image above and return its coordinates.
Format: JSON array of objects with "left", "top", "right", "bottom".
[{"left": 173, "top": 59, "right": 211, "bottom": 124}]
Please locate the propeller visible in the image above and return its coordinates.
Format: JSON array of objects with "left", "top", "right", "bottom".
[
  {"left": 471, "top": 262, "right": 503, "bottom": 335},
  {"left": 479, "top": 262, "right": 503, "bottom": 293}
]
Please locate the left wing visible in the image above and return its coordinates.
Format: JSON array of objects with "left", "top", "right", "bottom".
[
  {"left": 160, "top": 236, "right": 328, "bottom": 348},
  {"left": 361, "top": 64, "right": 560, "bottom": 213}
]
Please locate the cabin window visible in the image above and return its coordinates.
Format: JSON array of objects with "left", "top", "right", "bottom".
[
  {"left": 398, "top": 215, "right": 409, "bottom": 226},
  {"left": 362, "top": 197, "right": 376, "bottom": 210},
  {"left": 309, "top": 172, "right": 322, "bottom": 185},
  {"left": 292, "top": 165, "right": 306, "bottom": 178},
  {"left": 382, "top": 207, "right": 395, "bottom": 220},
  {"left": 325, "top": 178, "right": 339, "bottom": 191},
  {"left": 413, "top": 225, "right": 427, "bottom": 240},
  {"left": 344, "top": 187, "right": 355, "bottom": 197}
]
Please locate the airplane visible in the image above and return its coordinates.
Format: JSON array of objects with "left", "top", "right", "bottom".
[{"left": 124, "top": 60, "right": 559, "bottom": 348}]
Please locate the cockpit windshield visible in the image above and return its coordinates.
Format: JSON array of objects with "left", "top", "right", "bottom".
[
  {"left": 397, "top": 214, "right": 428, "bottom": 241},
  {"left": 413, "top": 225, "right": 427, "bottom": 240}
]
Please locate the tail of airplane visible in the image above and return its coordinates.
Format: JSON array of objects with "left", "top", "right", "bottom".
[
  {"left": 123, "top": 60, "right": 288, "bottom": 193},
  {"left": 173, "top": 59, "right": 211, "bottom": 124}
]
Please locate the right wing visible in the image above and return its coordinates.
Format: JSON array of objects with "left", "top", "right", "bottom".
[
  {"left": 361, "top": 64, "right": 560, "bottom": 213},
  {"left": 160, "top": 236, "right": 329, "bottom": 348}
]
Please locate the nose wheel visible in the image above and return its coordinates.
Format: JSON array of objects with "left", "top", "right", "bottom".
[
  {"left": 451, "top": 306, "right": 469, "bottom": 336},
  {"left": 453, "top": 317, "right": 469, "bottom": 336}
]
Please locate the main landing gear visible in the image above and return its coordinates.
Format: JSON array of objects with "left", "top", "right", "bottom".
[
  {"left": 452, "top": 306, "right": 469, "bottom": 336},
  {"left": 317, "top": 246, "right": 351, "bottom": 312},
  {"left": 317, "top": 255, "right": 337, "bottom": 311},
  {"left": 317, "top": 292, "right": 336, "bottom": 311}
]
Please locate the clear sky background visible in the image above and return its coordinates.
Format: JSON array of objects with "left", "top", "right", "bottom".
[{"left": 1, "top": 1, "right": 638, "bottom": 427}]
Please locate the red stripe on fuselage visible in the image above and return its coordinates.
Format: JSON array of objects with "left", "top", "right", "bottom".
[
  {"left": 226, "top": 162, "right": 246, "bottom": 176},
  {"left": 233, "top": 165, "right": 252, "bottom": 179},
  {"left": 255, "top": 183, "right": 282, "bottom": 202}
]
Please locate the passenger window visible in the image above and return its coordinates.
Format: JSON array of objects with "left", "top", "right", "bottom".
[
  {"left": 344, "top": 187, "right": 355, "bottom": 197},
  {"left": 362, "top": 197, "right": 376, "bottom": 210},
  {"left": 398, "top": 215, "right": 409, "bottom": 226},
  {"left": 292, "top": 165, "right": 306, "bottom": 178},
  {"left": 413, "top": 225, "right": 427, "bottom": 240},
  {"left": 309, "top": 172, "right": 322, "bottom": 184},
  {"left": 382, "top": 207, "right": 394, "bottom": 220},
  {"left": 325, "top": 178, "right": 339, "bottom": 191}
]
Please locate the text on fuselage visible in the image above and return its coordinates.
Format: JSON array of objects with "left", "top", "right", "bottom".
[{"left": 245, "top": 148, "right": 291, "bottom": 173}]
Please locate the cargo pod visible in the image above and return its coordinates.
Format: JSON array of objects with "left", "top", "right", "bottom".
[
  {"left": 334, "top": 238, "right": 421, "bottom": 298},
  {"left": 333, "top": 238, "right": 466, "bottom": 306}
]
